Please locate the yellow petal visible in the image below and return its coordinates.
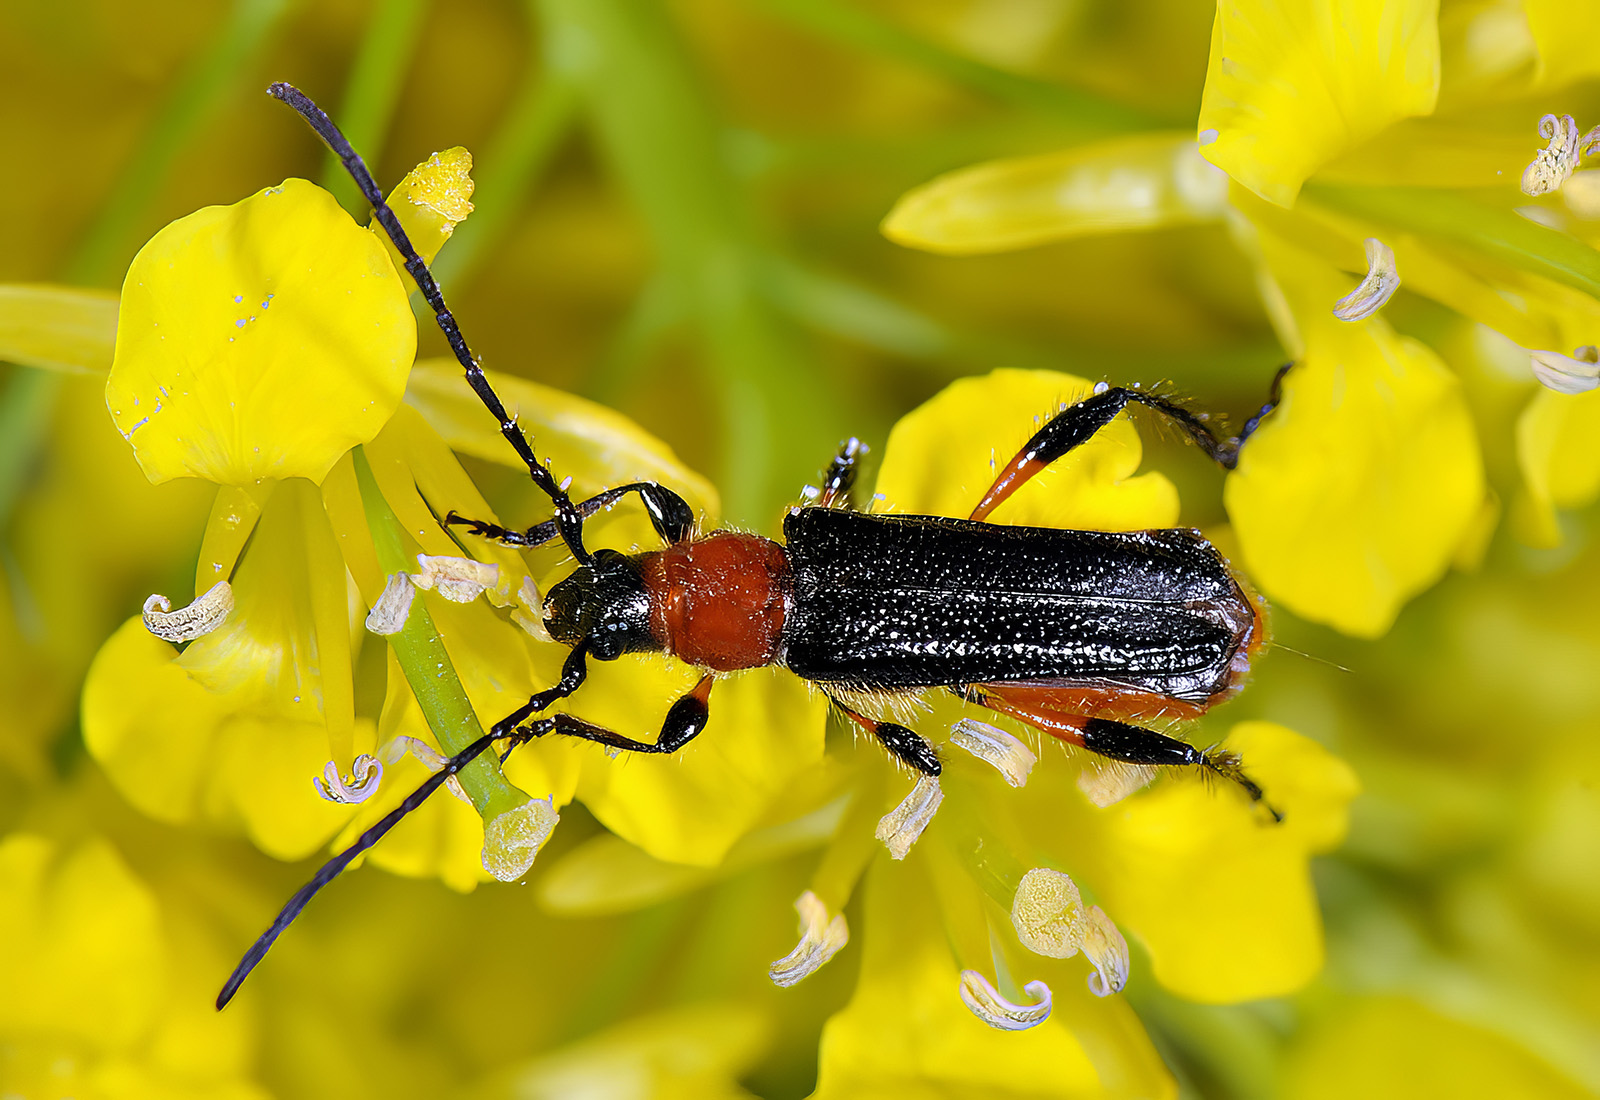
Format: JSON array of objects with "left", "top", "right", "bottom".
[
  {"left": 877, "top": 368, "right": 1178, "bottom": 530},
  {"left": 405, "top": 359, "right": 720, "bottom": 519},
  {"left": 815, "top": 861, "right": 1109, "bottom": 1098},
  {"left": 1079, "top": 722, "right": 1358, "bottom": 1003},
  {"left": 882, "top": 132, "right": 1227, "bottom": 254},
  {"left": 370, "top": 147, "right": 475, "bottom": 270},
  {"left": 1514, "top": 386, "right": 1600, "bottom": 546},
  {"left": 1198, "top": 0, "right": 1440, "bottom": 206},
  {"left": 1226, "top": 233, "right": 1485, "bottom": 637},
  {"left": 1286, "top": 997, "right": 1593, "bottom": 1100},
  {"left": 0, "top": 284, "right": 118, "bottom": 373},
  {"left": 107, "top": 177, "right": 415, "bottom": 485},
  {"left": 573, "top": 664, "right": 828, "bottom": 867},
  {"left": 1523, "top": 0, "right": 1600, "bottom": 91}
]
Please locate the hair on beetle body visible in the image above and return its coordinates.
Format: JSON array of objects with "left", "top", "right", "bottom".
[{"left": 217, "top": 83, "right": 1288, "bottom": 1010}]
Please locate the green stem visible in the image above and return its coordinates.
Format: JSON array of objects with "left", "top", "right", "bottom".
[
  {"left": 322, "top": 0, "right": 433, "bottom": 216},
  {"left": 1305, "top": 183, "right": 1600, "bottom": 303},
  {"left": 352, "top": 446, "right": 527, "bottom": 821}
]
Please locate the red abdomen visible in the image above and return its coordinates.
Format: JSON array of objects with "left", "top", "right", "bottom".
[{"left": 642, "top": 532, "right": 791, "bottom": 672}]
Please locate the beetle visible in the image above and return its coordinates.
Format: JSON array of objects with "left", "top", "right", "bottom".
[{"left": 218, "top": 84, "right": 1284, "bottom": 1009}]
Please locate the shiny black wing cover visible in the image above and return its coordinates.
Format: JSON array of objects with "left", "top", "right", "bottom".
[{"left": 780, "top": 507, "right": 1254, "bottom": 699}]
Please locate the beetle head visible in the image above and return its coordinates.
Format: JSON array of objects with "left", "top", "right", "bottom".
[{"left": 543, "top": 549, "right": 657, "bottom": 660}]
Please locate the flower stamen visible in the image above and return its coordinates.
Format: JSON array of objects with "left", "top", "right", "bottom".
[
  {"left": 1011, "top": 868, "right": 1087, "bottom": 958},
  {"left": 1331, "top": 237, "right": 1399, "bottom": 321},
  {"left": 958, "top": 970, "right": 1052, "bottom": 1030},
  {"left": 365, "top": 572, "right": 416, "bottom": 635},
  {"left": 1529, "top": 345, "right": 1600, "bottom": 394},
  {"left": 511, "top": 575, "right": 553, "bottom": 642},
  {"left": 1082, "top": 905, "right": 1131, "bottom": 997},
  {"left": 411, "top": 554, "right": 499, "bottom": 603},
  {"left": 949, "top": 718, "right": 1036, "bottom": 787},
  {"left": 384, "top": 736, "right": 473, "bottom": 804},
  {"left": 769, "top": 890, "right": 850, "bottom": 986},
  {"left": 141, "top": 581, "right": 233, "bottom": 642},
  {"left": 875, "top": 774, "right": 943, "bottom": 860},
  {"left": 313, "top": 754, "right": 383, "bottom": 804},
  {"left": 1522, "top": 114, "right": 1600, "bottom": 196},
  {"left": 1077, "top": 760, "right": 1158, "bottom": 807}
]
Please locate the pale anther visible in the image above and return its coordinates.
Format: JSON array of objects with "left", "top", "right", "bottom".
[
  {"left": 958, "top": 970, "right": 1052, "bottom": 1031},
  {"left": 875, "top": 774, "right": 943, "bottom": 860},
  {"left": 1530, "top": 345, "right": 1600, "bottom": 394},
  {"left": 1082, "top": 905, "right": 1131, "bottom": 997},
  {"left": 511, "top": 575, "right": 554, "bottom": 642},
  {"left": 1011, "top": 868, "right": 1087, "bottom": 959},
  {"left": 383, "top": 736, "right": 471, "bottom": 804},
  {"left": 1332, "top": 237, "right": 1399, "bottom": 321},
  {"left": 769, "top": 890, "right": 849, "bottom": 987},
  {"left": 365, "top": 572, "right": 415, "bottom": 635},
  {"left": 482, "top": 796, "right": 560, "bottom": 882},
  {"left": 950, "top": 719, "right": 1035, "bottom": 787},
  {"left": 1522, "top": 114, "right": 1600, "bottom": 196},
  {"left": 142, "top": 581, "right": 233, "bottom": 642},
  {"left": 412, "top": 554, "right": 499, "bottom": 603},
  {"left": 314, "top": 754, "right": 383, "bottom": 804},
  {"left": 1077, "top": 760, "right": 1158, "bottom": 807}
]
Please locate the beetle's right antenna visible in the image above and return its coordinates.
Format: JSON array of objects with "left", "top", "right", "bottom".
[{"left": 266, "top": 82, "right": 593, "bottom": 566}]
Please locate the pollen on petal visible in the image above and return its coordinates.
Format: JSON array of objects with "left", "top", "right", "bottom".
[
  {"left": 411, "top": 554, "right": 499, "bottom": 603},
  {"left": 365, "top": 572, "right": 415, "bottom": 635},
  {"left": 382, "top": 736, "right": 472, "bottom": 804},
  {"left": 769, "top": 890, "right": 850, "bottom": 987},
  {"left": 511, "top": 575, "right": 553, "bottom": 642},
  {"left": 875, "top": 774, "right": 943, "bottom": 860},
  {"left": 1077, "top": 760, "right": 1158, "bottom": 807},
  {"left": 957, "top": 970, "right": 1052, "bottom": 1031},
  {"left": 1529, "top": 346, "right": 1600, "bottom": 394},
  {"left": 1011, "top": 868, "right": 1087, "bottom": 959},
  {"left": 481, "top": 795, "right": 559, "bottom": 882},
  {"left": 1331, "top": 237, "right": 1400, "bottom": 321},
  {"left": 141, "top": 581, "right": 233, "bottom": 642},
  {"left": 1082, "top": 905, "right": 1131, "bottom": 997},
  {"left": 313, "top": 754, "right": 383, "bottom": 804},
  {"left": 949, "top": 719, "right": 1036, "bottom": 787},
  {"left": 1521, "top": 114, "right": 1600, "bottom": 196}
]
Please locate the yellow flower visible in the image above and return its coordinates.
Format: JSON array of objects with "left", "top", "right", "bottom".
[{"left": 879, "top": 0, "right": 1600, "bottom": 634}]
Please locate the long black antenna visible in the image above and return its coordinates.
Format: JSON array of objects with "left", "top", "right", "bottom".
[
  {"left": 266, "top": 81, "right": 592, "bottom": 565},
  {"left": 216, "top": 730, "right": 502, "bottom": 1009}
]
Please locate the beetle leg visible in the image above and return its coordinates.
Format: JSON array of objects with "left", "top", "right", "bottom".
[
  {"left": 509, "top": 675, "right": 715, "bottom": 758},
  {"left": 830, "top": 697, "right": 942, "bottom": 777},
  {"left": 974, "top": 690, "right": 1279, "bottom": 819},
  {"left": 813, "top": 437, "right": 865, "bottom": 510},
  {"left": 969, "top": 370, "right": 1291, "bottom": 521},
  {"left": 447, "top": 481, "right": 697, "bottom": 550}
]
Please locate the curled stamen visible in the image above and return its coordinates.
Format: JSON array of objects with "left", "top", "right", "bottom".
[
  {"left": 383, "top": 736, "right": 472, "bottom": 804},
  {"left": 949, "top": 719, "right": 1036, "bottom": 787},
  {"left": 875, "top": 774, "right": 943, "bottom": 860},
  {"left": 482, "top": 795, "right": 560, "bottom": 882},
  {"left": 1530, "top": 345, "right": 1600, "bottom": 394},
  {"left": 769, "top": 890, "right": 850, "bottom": 987},
  {"left": 1522, "top": 114, "right": 1600, "bottom": 196},
  {"left": 365, "top": 572, "right": 416, "bottom": 635},
  {"left": 1331, "top": 237, "right": 1399, "bottom": 321},
  {"left": 142, "top": 581, "right": 233, "bottom": 642},
  {"left": 958, "top": 970, "right": 1052, "bottom": 1031},
  {"left": 1082, "top": 905, "right": 1130, "bottom": 997},
  {"left": 1011, "top": 868, "right": 1087, "bottom": 959},
  {"left": 511, "top": 575, "right": 553, "bottom": 642},
  {"left": 313, "top": 754, "right": 383, "bottom": 804},
  {"left": 411, "top": 554, "right": 499, "bottom": 603},
  {"left": 1077, "top": 761, "right": 1158, "bottom": 807}
]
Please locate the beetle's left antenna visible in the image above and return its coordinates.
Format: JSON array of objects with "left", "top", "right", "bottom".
[
  {"left": 265, "top": 82, "right": 593, "bottom": 566},
  {"left": 216, "top": 730, "right": 504, "bottom": 1009}
]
